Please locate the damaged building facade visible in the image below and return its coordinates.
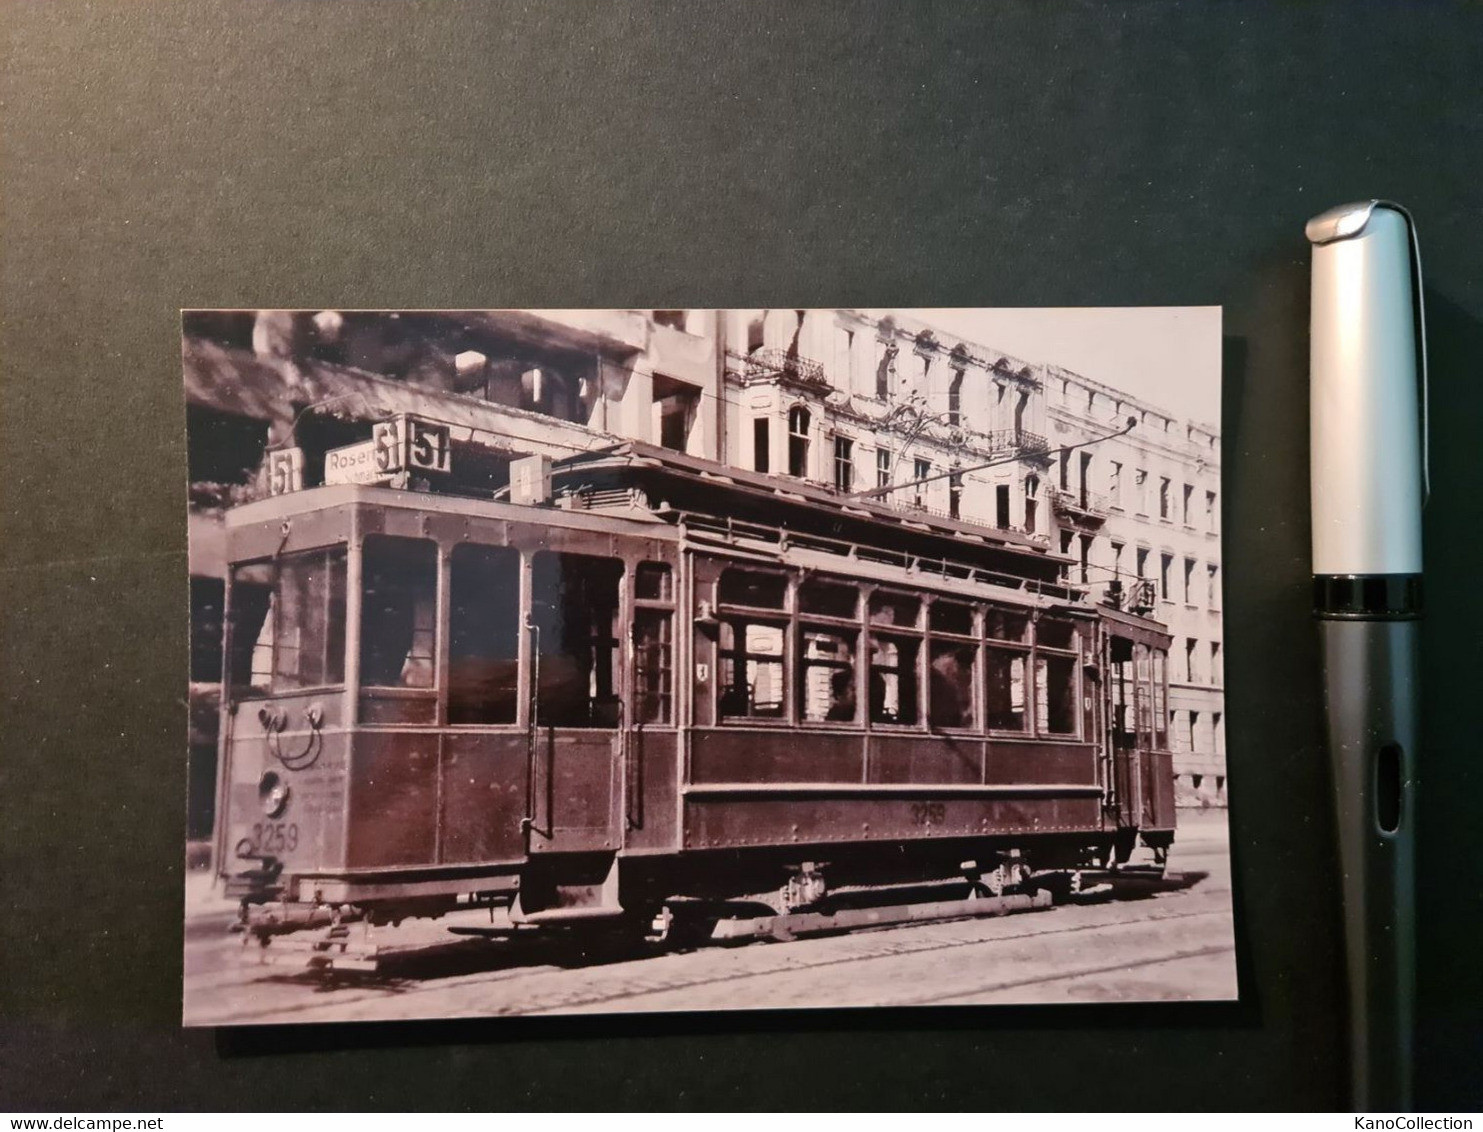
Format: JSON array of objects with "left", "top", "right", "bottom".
[{"left": 184, "top": 307, "right": 1223, "bottom": 840}]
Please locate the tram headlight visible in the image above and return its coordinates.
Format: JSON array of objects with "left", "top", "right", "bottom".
[{"left": 258, "top": 771, "right": 291, "bottom": 819}]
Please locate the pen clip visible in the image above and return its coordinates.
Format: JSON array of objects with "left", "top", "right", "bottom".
[{"left": 1378, "top": 200, "right": 1429, "bottom": 507}]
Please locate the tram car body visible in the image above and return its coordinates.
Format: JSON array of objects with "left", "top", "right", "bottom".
[{"left": 213, "top": 440, "right": 1176, "bottom": 935}]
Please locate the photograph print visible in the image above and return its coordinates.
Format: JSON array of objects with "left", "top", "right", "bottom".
[{"left": 183, "top": 306, "right": 1235, "bottom": 1025}]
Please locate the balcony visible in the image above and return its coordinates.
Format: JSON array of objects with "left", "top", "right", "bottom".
[
  {"left": 728, "top": 348, "right": 830, "bottom": 391},
  {"left": 1049, "top": 485, "right": 1110, "bottom": 528}
]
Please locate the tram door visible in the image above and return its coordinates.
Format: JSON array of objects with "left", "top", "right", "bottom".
[
  {"left": 1104, "top": 633, "right": 1172, "bottom": 833},
  {"left": 525, "top": 551, "right": 625, "bottom": 854},
  {"left": 1106, "top": 635, "right": 1149, "bottom": 831}
]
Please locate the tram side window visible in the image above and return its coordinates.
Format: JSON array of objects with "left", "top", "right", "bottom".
[
  {"left": 1152, "top": 648, "right": 1169, "bottom": 748},
  {"left": 800, "top": 626, "right": 858, "bottom": 723},
  {"left": 531, "top": 551, "right": 624, "bottom": 728},
  {"left": 1109, "top": 637, "right": 1135, "bottom": 747},
  {"left": 633, "top": 561, "right": 674, "bottom": 726},
  {"left": 929, "top": 641, "right": 976, "bottom": 728},
  {"left": 798, "top": 575, "right": 860, "bottom": 724},
  {"left": 928, "top": 600, "right": 977, "bottom": 730},
  {"left": 633, "top": 610, "right": 673, "bottom": 725},
  {"left": 448, "top": 545, "right": 520, "bottom": 724},
  {"left": 229, "top": 550, "right": 347, "bottom": 694},
  {"left": 984, "top": 604, "right": 1029, "bottom": 731},
  {"left": 869, "top": 591, "right": 921, "bottom": 725},
  {"left": 1034, "top": 617, "right": 1080, "bottom": 736},
  {"left": 1134, "top": 644, "right": 1153, "bottom": 743},
  {"left": 717, "top": 568, "right": 789, "bottom": 721},
  {"left": 361, "top": 537, "right": 437, "bottom": 689},
  {"left": 719, "top": 621, "right": 786, "bottom": 719}
]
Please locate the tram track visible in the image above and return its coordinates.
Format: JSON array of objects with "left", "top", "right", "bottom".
[{"left": 191, "top": 880, "right": 1233, "bottom": 1026}]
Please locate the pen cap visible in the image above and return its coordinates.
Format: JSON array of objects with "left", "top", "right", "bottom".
[{"left": 1307, "top": 202, "right": 1424, "bottom": 576}]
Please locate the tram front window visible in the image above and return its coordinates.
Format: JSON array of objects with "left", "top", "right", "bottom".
[
  {"left": 229, "top": 550, "right": 347, "bottom": 694},
  {"left": 361, "top": 537, "right": 437, "bottom": 689},
  {"left": 448, "top": 544, "right": 521, "bottom": 724},
  {"left": 531, "top": 551, "right": 624, "bottom": 728}
]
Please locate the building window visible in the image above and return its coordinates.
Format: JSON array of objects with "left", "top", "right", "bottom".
[
  {"left": 1079, "top": 534, "right": 1092, "bottom": 584},
  {"left": 833, "top": 435, "right": 854, "bottom": 492},
  {"left": 948, "top": 469, "right": 963, "bottom": 519},
  {"left": 875, "top": 341, "right": 896, "bottom": 400},
  {"left": 1109, "top": 461, "right": 1122, "bottom": 507},
  {"left": 654, "top": 374, "right": 699, "bottom": 452},
  {"left": 1210, "top": 641, "right": 1222, "bottom": 687},
  {"left": 913, "top": 457, "right": 931, "bottom": 508},
  {"left": 788, "top": 406, "right": 810, "bottom": 478},
  {"left": 1110, "top": 541, "right": 1125, "bottom": 583},
  {"left": 1185, "top": 638, "right": 1199, "bottom": 683},
  {"left": 947, "top": 368, "right": 964, "bottom": 426},
  {"left": 1160, "top": 553, "right": 1173, "bottom": 600},
  {"left": 995, "top": 483, "right": 1011, "bottom": 528},
  {"left": 1159, "top": 476, "right": 1171, "bottom": 520},
  {"left": 1059, "top": 449, "right": 1071, "bottom": 490},
  {"left": 1135, "top": 547, "right": 1149, "bottom": 579},
  {"left": 1135, "top": 468, "right": 1148, "bottom": 514},
  {"left": 876, "top": 447, "right": 891, "bottom": 489},
  {"left": 835, "top": 326, "right": 855, "bottom": 390},
  {"left": 1024, "top": 475, "right": 1039, "bottom": 533},
  {"left": 1184, "top": 557, "right": 1196, "bottom": 604},
  {"left": 1206, "top": 490, "right": 1218, "bottom": 532},
  {"left": 1183, "top": 483, "right": 1194, "bottom": 525},
  {"left": 753, "top": 418, "right": 770, "bottom": 474},
  {"left": 1208, "top": 563, "right": 1220, "bottom": 609}
]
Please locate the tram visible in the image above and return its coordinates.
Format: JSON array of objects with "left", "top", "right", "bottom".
[{"left": 214, "top": 428, "right": 1175, "bottom": 948}]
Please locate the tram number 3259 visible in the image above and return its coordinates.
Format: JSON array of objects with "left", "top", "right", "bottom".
[
  {"left": 909, "top": 802, "right": 946, "bottom": 826},
  {"left": 249, "top": 822, "right": 299, "bottom": 854}
]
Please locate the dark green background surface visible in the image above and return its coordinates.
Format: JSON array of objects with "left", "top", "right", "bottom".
[{"left": 3, "top": 1, "right": 1481, "bottom": 1112}]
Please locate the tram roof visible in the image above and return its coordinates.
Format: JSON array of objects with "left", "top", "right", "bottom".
[{"left": 548, "top": 441, "right": 1071, "bottom": 586}]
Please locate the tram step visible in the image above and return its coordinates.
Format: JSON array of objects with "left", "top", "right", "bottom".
[{"left": 710, "top": 888, "right": 1053, "bottom": 943}]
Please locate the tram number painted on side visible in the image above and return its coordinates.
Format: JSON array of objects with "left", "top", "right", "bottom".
[
  {"left": 910, "top": 802, "right": 946, "bottom": 826},
  {"left": 250, "top": 821, "right": 299, "bottom": 855}
]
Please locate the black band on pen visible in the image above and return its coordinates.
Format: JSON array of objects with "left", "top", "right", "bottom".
[{"left": 1313, "top": 573, "right": 1423, "bottom": 620}]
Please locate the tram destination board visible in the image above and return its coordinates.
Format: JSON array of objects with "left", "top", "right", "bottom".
[{"left": 181, "top": 306, "right": 1234, "bottom": 1026}]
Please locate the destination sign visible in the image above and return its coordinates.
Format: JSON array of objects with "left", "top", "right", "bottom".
[{"left": 324, "top": 440, "right": 391, "bottom": 486}]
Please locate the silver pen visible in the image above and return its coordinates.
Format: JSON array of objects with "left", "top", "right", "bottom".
[{"left": 1307, "top": 200, "right": 1426, "bottom": 1112}]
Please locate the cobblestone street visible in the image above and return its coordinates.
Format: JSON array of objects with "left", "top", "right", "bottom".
[{"left": 184, "top": 810, "right": 1236, "bottom": 1026}]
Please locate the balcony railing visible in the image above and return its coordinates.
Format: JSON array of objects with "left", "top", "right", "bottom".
[
  {"left": 723, "top": 345, "right": 830, "bottom": 388},
  {"left": 728, "top": 348, "right": 829, "bottom": 389},
  {"left": 1049, "top": 485, "right": 1110, "bottom": 520},
  {"left": 981, "top": 428, "right": 1049, "bottom": 459}
]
